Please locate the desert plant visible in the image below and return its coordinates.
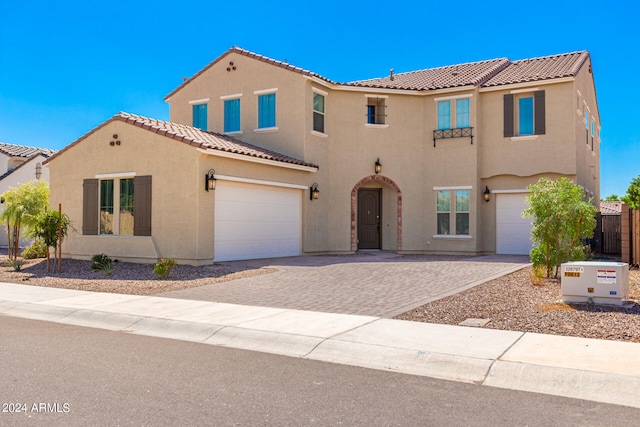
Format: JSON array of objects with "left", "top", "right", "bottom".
[
  {"left": 153, "top": 258, "right": 177, "bottom": 279},
  {"left": 10, "top": 259, "right": 25, "bottom": 271},
  {"left": 22, "top": 238, "right": 47, "bottom": 259},
  {"left": 91, "top": 254, "right": 114, "bottom": 276}
]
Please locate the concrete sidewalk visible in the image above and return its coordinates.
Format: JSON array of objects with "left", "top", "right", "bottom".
[{"left": 1, "top": 281, "right": 639, "bottom": 409}]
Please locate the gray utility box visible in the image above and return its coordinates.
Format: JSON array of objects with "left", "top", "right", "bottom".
[{"left": 561, "top": 261, "right": 629, "bottom": 306}]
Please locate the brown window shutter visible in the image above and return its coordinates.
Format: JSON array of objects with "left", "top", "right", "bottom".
[
  {"left": 82, "top": 179, "right": 99, "bottom": 235},
  {"left": 133, "top": 175, "right": 152, "bottom": 236},
  {"left": 503, "top": 94, "right": 514, "bottom": 137},
  {"left": 534, "top": 90, "right": 546, "bottom": 134}
]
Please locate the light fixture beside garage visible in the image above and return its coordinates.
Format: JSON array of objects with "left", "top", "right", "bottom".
[
  {"left": 35, "top": 163, "right": 42, "bottom": 180},
  {"left": 206, "top": 168, "right": 217, "bottom": 192},
  {"left": 310, "top": 183, "right": 319, "bottom": 200},
  {"left": 483, "top": 186, "right": 491, "bottom": 202},
  {"left": 374, "top": 158, "right": 382, "bottom": 174}
]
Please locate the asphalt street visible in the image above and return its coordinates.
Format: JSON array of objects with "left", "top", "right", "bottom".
[{"left": 2, "top": 316, "right": 639, "bottom": 426}]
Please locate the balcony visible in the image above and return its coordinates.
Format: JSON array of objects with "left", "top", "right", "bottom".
[{"left": 433, "top": 127, "right": 473, "bottom": 147}]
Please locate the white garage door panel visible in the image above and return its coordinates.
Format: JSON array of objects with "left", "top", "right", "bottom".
[
  {"left": 215, "top": 181, "right": 301, "bottom": 261},
  {"left": 496, "top": 193, "right": 533, "bottom": 255}
]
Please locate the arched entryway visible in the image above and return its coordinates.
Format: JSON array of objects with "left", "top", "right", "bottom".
[{"left": 351, "top": 175, "right": 402, "bottom": 252}]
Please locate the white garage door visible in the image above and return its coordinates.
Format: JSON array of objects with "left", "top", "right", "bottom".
[
  {"left": 214, "top": 181, "right": 301, "bottom": 262},
  {"left": 496, "top": 193, "right": 533, "bottom": 255}
]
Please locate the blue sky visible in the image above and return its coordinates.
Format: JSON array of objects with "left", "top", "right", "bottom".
[{"left": 0, "top": 0, "right": 637, "bottom": 198}]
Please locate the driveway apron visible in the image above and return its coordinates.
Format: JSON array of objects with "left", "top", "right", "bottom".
[{"left": 160, "top": 253, "right": 530, "bottom": 317}]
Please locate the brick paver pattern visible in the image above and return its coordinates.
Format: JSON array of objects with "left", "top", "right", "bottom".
[{"left": 160, "top": 253, "right": 529, "bottom": 317}]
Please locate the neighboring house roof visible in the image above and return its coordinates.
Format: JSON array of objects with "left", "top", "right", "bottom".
[
  {"left": 601, "top": 201, "right": 623, "bottom": 215},
  {"left": 345, "top": 58, "right": 510, "bottom": 91},
  {"left": 0, "top": 142, "right": 57, "bottom": 158},
  {"left": 164, "top": 46, "right": 336, "bottom": 101},
  {"left": 45, "top": 112, "right": 318, "bottom": 169},
  {"left": 0, "top": 153, "right": 49, "bottom": 181},
  {"left": 481, "top": 51, "right": 590, "bottom": 87}
]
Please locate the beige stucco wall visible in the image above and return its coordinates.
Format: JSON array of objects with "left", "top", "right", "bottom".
[
  {"left": 166, "top": 52, "right": 308, "bottom": 161},
  {"left": 48, "top": 119, "right": 315, "bottom": 265}
]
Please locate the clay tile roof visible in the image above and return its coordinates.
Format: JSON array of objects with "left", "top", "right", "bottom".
[
  {"left": 0, "top": 142, "right": 56, "bottom": 158},
  {"left": 600, "top": 201, "right": 623, "bottom": 215},
  {"left": 164, "top": 46, "right": 335, "bottom": 101},
  {"left": 344, "top": 58, "right": 511, "bottom": 91},
  {"left": 481, "top": 51, "right": 590, "bottom": 87},
  {"left": 45, "top": 112, "right": 318, "bottom": 169}
]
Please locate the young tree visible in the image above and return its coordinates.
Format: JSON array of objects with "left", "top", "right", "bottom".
[
  {"left": 0, "top": 181, "right": 49, "bottom": 260},
  {"left": 32, "top": 209, "right": 72, "bottom": 272},
  {"left": 523, "top": 177, "right": 597, "bottom": 278},
  {"left": 621, "top": 175, "right": 640, "bottom": 209},
  {"left": 602, "top": 194, "right": 620, "bottom": 202}
]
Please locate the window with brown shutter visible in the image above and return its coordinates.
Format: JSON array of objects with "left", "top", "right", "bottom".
[
  {"left": 133, "top": 175, "right": 152, "bottom": 236},
  {"left": 503, "top": 94, "right": 514, "bottom": 137},
  {"left": 82, "top": 179, "right": 99, "bottom": 235},
  {"left": 534, "top": 90, "right": 546, "bottom": 134}
]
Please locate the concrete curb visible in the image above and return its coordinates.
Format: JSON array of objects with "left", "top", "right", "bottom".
[{"left": 1, "top": 282, "right": 640, "bottom": 409}]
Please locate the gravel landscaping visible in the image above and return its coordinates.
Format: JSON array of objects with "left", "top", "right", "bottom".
[{"left": 1, "top": 256, "right": 638, "bottom": 343}]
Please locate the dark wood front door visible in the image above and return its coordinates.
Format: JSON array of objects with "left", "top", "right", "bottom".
[{"left": 358, "top": 189, "right": 381, "bottom": 249}]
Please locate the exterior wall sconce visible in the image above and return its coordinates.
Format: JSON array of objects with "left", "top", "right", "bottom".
[
  {"left": 206, "top": 168, "right": 217, "bottom": 191},
  {"left": 374, "top": 158, "right": 382, "bottom": 174},
  {"left": 483, "top": 186, "right": 491, "bottom": 202},
  {"left": 310, "top": 183, "right": 319, "bottom": 200},
  {"left": 35, "top": 162, "right": 42, "bottom": 180}
]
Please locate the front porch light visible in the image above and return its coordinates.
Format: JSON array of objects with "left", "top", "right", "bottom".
[
  {"left": 310, "top": 183, "right": 319, "bottom": 200},
  {"left": 206, "top": 168, "right": 217, "bottom": 191},
  {"left": 35, "top": 163, "right": 42, "bottom": 180},
  {"left": 483, "top": 186, "right": 491, "bottom": 202},
  {"left": 374, "top": 158, "right": 382, "bottom": 174}
]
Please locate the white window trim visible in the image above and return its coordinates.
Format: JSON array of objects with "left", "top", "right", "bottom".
[
  {"left": 254, "top": 88, "right": 278, "bottom": 95},
  {"left": 96, "top": 172, "right": 136, "bottom": 179},
  {"left": 510, "top": 135, "right": 539, "bottom": 141},
  {"left": 224, "top": 131, "right": 243, "bottom": 136},
  {"left": 364, "top": 123, "right": 389, "bottom": 129},
  {"left": 220, "top": 93, "right": 243, "bottom": 100},
  {"left": 364, "top": 94, "right": 389, "bottom": 99},
  {"left": 312, "top": 87, "right": 328, "bottom": 96},
  {"left": 189, "top": 98, "right": 210, "bottom": 104},
  {"left": 311, "top": 130, "right": 328, "bottom": 138},
  {"left": 253, "top": 126, "right": 279, "bottom": 133},
  {"left": 433, "top": 185, "right": 472, "bottom": 191},
  {"left": 433, "top": 234, "right": 473, "bottom": 240},
  {"left": 433, "top": 93, "right": 473, "bottom": 102}
]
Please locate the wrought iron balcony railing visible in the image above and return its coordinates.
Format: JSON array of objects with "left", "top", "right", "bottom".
[{"left": 433, "top": 127, "right": 473, "bottom": 147}]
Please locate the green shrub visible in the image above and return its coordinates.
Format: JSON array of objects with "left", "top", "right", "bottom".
[
  {"left": 91, "top": 254, "right": 114, "bottom": 276},
  {"left": 153, "top": 258, "right": 177, "bottom": 279},
  {"left": 10, "top": 259, "right": 25, "bottom": 271},
  {"left": 22, "top": 239, "right": 47, "bottom": 259}
]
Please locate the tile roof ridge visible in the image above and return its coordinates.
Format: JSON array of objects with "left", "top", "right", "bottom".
[
  {"left": 164, "top": 46, "right": 334, "bottom": 101},
  {"left": 510, "top": 50, "right": 588, "bottom": 64},
  {"left": 0, "top": 141, "right": 57, "bottom": 157}
]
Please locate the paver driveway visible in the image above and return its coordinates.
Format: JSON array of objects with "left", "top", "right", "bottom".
[{"left": 160, "top": 252, "right": 530, "bottom": 317}]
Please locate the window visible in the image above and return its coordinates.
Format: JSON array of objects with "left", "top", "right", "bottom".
[
  {"left": 455, "top": 190, "right": 470, "bottom": 235},
  {"left": 436, "top": 191, "right": 450, "bottom": 235},
  {"left": 518, "top": 96, "right": 534, "bottom": 135},
  {"left": 83, "top": 176, "right": 152, "bottom": 236},
  {"left": 437, "top": 101, "right": 450, "bottom": 130},
  {"left": 436, "top": 189, "right": 470, "bottom": 236},
  {"left": 100, "top": 180, "right": 114, "bottom": 234},
  {"left": 258, "top": 93, "right": 276, "bottom": 128},
  {"left": 224, "top": 99, "right": 240, "bottom": 133},
  {"left": 591, "top": 121, "right": 595, "bottom": 137},
  {"left": 192, "top": 103, "right": 208, "bottom": 131},
  {"left": 366, "top": 96, "right": 386, "bottom": 125},
  {"left": 313, "top": 92, "right": 325, "bottom": 133},
  {"left": 585, "top": 111, "right": 589, "bottom": 129},
  {"left": 503, "top": 91, "right": 545, "bottom": 137},
  {"left": 456, "top": 99, "right": 470, "bottom": 128},
  {"left": 119, "top": 178, "right": 134, "bottom": 235}
]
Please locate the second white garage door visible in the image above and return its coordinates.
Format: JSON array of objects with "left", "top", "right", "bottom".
[
  {"left": 214, "top": 181, "right": 302, "bottom": 262},
  {"left": 496, "top": 193, "right": 533, "bottom": 255}
]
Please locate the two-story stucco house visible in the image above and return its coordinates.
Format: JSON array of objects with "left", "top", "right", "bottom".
[
  {"left": 45, "top": 47, "right": 600, "bottom": 264},
  {"left": 0, "top": 142, "right": 56, "bottom": 248}
]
